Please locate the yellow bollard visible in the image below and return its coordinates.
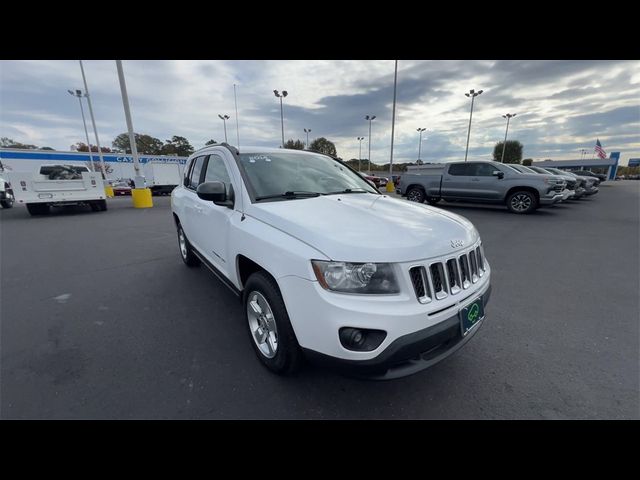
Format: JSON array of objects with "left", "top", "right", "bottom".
[
  {"left": 104, "top": 185, "right": 115, "bottom": 198},
  {"left": 131, "top": 188, "right": 153, "bottom": 208},
  {"left": 385, "top": 180, "right": 396, "bottom": 193}
]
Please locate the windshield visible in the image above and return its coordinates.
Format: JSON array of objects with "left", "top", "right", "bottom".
[{"left": 238, "top": 151, "right": 379, "bottom": 200}]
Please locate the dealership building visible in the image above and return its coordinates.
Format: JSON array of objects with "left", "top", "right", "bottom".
[{"left": 532, "top": 152, "right": 621, "bottom": 180}]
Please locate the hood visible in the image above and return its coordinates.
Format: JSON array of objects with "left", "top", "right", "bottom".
[
  {"left": 248, "top": 194, "right": 478, "bottom": 263},
  {"left": 516, "top": 173, "right": 562, "bottom": 183}
]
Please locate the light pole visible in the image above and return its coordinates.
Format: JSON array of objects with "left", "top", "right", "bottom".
[
  {"left": 500, "top": 113, "right": 516, "bottom": 163},
  {"left": 304, "top": 128, "right": 312, "bottom": 149},
  {"left": 67, "top": 88, "right": 95, "bottom": 171},
  {"left": 365, "top": 115, "right": 376, "bottom": 173},
  {"left": 218, "top": 114, "right": 230, "bottom": 143},
  {"left": 79, "top": 60, "right": 106, "bottom": 178},
  {"left": 273, "top": 90, "right": 288, "bottom": 148},
  {"left": 464, "top": 89, "right": 483, "bottom": 162},
  {"left": 416, "top": 127, "right": 427, "bottom": 161},
  {"left": 388, "top": 59, "right": 398, "bottom": 191},
  {"left": 579, "top": 149, "right": 588, "bottom": 161},
  {"left": 234, "top": 84, "right": 240, "bottom": 148},
  {"left": 357, "top": 136, "right": 364, "bottom": 171}
]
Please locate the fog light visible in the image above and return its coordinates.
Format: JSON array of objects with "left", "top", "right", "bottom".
[{"left": 339, "top": 327, "right": 387, "bottom": 352}]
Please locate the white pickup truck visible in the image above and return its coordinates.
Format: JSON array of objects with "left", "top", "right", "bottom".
[
  {"left": 171, "top": 144, "right": 491, "bottom": 379},
  {"left": 8, "top": 164, "right": 107, "bottom": 216}
]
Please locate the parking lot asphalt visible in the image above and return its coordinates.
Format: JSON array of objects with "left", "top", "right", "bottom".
[{"left": 1, "top": 182, "right": 638, "bottom": 419}]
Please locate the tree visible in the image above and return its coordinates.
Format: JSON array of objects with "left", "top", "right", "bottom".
[
  {"left": 492, "top": 140, "right": 523, "bottom": 164},
  {"left": 72, "top": 142, "right": 112, "bottom": 153},
  {"left": 112, "top": 133, "right": 164, "bottom": 155},
  {"left": 308, "top": 137, "right": 337, "bottom": 157},
  {"left": 86, "top": 161, "right": 114, "bottom": 178},
  {"left": 1, "top": 137, "right": 39, "bottom": 149},
  {"left": 522, "top": 158, "right": 533, "bottom": 166},
  {"left": 284, "top": 139, "right": 305, "bottom": 150},
  {"left": 161, "top": 136, "right": 194, "bottom": 157},
  {"left": 205, "top": 139, "right": 217, "bottom": 146}
]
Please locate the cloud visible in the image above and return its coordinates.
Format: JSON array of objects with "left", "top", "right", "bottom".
[{"left": 1, "top": 59, "right": 639, "bottom": 164}]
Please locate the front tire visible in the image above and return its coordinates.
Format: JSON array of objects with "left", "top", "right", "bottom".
[
  {"left": 177, "top": 223, "right": 200, "bottom": 267},
  {"left": 506, "top": 190, "right": 538, "bottom": 214},
  {"left": 243, "top": 271, "right": 302, "bottom": 375},
  {"left": 406, "top": 187, "right": 426, "bottom": 203}
]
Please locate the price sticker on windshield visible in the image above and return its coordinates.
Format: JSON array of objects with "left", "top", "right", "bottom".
[{"left": 249, "top": 155, "right": 271, "bottom": 163}]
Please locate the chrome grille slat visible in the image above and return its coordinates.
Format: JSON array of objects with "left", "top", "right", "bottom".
[
  {"left": 446, "top": 259, "right": 461, "bottom": 294},
  {"left": 429, "top": 263, "right": 448, "bottom": 300},
  {"left": 459, "top": 254, "right": 471, "bottom": 289},
  {"left": 469, "top": 250, "right": 479, "bottom": 283},
  {"left": 409, "top": 266, "right": 431, "bottom": 304}
]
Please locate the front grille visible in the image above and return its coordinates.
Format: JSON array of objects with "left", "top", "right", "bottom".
[
  {"left": 553, "top": 184, "right": 563, "bottom": 192},
  {"left": 566, "top": 180, "right": 576, "bottom": 189},
  {"left": 410, "top": 244, "right": 488, "bottom": 303}
]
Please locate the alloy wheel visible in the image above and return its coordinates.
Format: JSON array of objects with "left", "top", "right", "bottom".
[{"left": 247, "top": 291, "right": 278, "bottom": 358}]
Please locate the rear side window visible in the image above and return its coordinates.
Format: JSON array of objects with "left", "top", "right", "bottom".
[
  {"left": 473, "top": 163, "right": 497, "bottom": 176},
  {"left": 187, "top": 156, "right": 206, "bottom": 190},
  {"left": 448, "top": 163, "right": 471, "bottom": 176}
]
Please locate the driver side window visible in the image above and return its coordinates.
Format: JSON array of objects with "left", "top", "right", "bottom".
[{"left": 204, "top": 154, "right": 232, "bottom": 186}]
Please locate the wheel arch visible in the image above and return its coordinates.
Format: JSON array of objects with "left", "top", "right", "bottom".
[
  {"left": 236, "top": 255, "right": 274, "bottom": 291},
  {"left": 505, "top": 186, "right": 540, "bottom": 203}
]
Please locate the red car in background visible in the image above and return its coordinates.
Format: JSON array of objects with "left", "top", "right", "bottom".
[
  {"left": 363, "top": 175, "right": 388, "bottom": 188},
  {"left": 112, "top": 181, "right": 132, "bottom": 196}
]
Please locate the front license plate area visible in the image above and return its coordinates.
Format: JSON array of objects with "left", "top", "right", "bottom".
[{"left": 460, "top": 296, "right": 485, "bottom": 336}]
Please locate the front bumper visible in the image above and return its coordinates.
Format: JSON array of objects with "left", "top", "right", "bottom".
[
  {"left": 539, "top": 192, "right": 564, "bottom": 205},
  {"left": 585, "top": 186, "right": 599, "bottom": 195},
  {"left": 279, "top": 265, "right": 492, "bottom": 380},
  {"left": 302, "top": 285, "right": 491, "bottom": 380}
]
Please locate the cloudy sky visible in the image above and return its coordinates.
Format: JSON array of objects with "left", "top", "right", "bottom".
[{"left": 1, "top": 60, "right": 639, "bottom": 165}]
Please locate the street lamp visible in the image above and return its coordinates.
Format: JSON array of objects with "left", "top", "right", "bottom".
[
  {"left": 416, "top": 127, "right": 427, "bottom": 161},
  {"left": 79, "top": 60, "right": 106, "bottom": 179},
  {"left": 464, "top": 89, "right": 483, "bottom": 162},
  {"left": 500, "top": 113, "right": 516, "bottom": 163},
  {"left": 579, "top": 148, "right": 588, "bottom": 161},
  {"left": 67, "top": 88, "right": 95, "bottom": 171},
  {"left": 365, "top": 115, "right": 376, "bottom": 173},
  {"left": 357, "top": 136, "right": 365, "bottom": 171},
  {"left": 273, "top": 89, "right": 288, "bottom": 148},
  {"left": 218, "top": 114, "right": 230, "bottom": 143},
  {"left": 304, "top": 128, "right": 312, "bottom": 150}
]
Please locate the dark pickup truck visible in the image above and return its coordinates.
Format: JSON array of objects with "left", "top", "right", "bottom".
[{"left": 399, "top": 160, "right": 566, "bottom": 214}]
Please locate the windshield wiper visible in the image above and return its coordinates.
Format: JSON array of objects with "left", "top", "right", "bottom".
[
  {"left": 255, "top": 191, "right": 324, "bottom": 201},
  {"left": 325, "top": 188, "right": 373, "bottom": 195}
]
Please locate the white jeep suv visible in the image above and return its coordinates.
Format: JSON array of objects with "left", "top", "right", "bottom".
[{"left": 171, "top": 144, "right": 491, "bottom": 379}]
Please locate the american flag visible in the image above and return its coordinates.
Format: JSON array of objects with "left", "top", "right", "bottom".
[{"left": 594, "top": 139, "right": 607, "bottom": 159}]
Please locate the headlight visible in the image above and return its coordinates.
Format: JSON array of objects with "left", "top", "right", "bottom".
[{"left": 311, "top": 261, "right": 400, "bottom": 294}]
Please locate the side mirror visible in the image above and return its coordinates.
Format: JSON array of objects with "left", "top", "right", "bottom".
[
  {"left": 197, "top": 181, "right": 232, "bottom": 207},
  {"left": 493, "top": 170, "right": 504, "bottom": 179}
]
